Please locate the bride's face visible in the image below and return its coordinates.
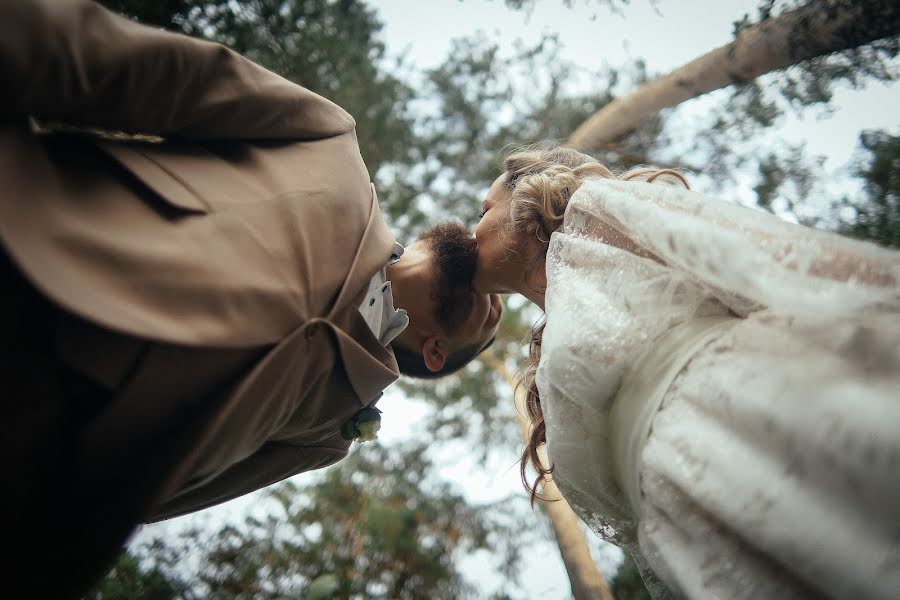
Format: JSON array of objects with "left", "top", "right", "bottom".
[{"left": 473, "top": 174, "right": 539, "bottom": 294}]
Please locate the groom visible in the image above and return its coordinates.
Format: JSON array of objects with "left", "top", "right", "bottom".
[{"left": 0, "top": 0, "right": 500, "bottom": 596}]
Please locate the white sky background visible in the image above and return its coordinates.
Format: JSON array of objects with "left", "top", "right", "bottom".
[{"left": 134, "top": 2, "right": 899, "bottom": 598}]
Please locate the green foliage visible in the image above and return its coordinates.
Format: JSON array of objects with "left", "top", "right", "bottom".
[
  {"left": 85, "top": 549, "right": 194, "bottom": 600},
  {"left": 727, "top": 81, "right": 783, "bottom": 132},
  {"left": 754, "top": 152, "right": 789, "bottom": 210},
  {"left": 610, "top": 554, "right": 652, "bottom": 600},
  {"left": 838, "top": 129, "right": 900, "bottom": 247},
  {"left": 379, "top": 32, "right": 628, "bottom": 239},
  {"left": 97, "top": 0, "right": 195, "bottom": 30},
  {"left": 731, "top": 0, "right": 899, "bottom": 112},
  {"left": 204, "top": 0, "right": 416, "bottom": 177},
  {"left": 698, "top": 0, "right": 898, "bottom": 219},
  {"left": 103, "top": 444, "right": 524, "bottom": 599},
  {"left": 198, "top": 446, "right": 493, "bottom": 598},
  {"left": 503, "top": 0, "right": 634, "bottom": 12},
  {"left": 679, "top": 79, "right": 828, "bottom": 218},
  {"left": 751, "top": 144, "right": 824, "bottom": 222},
  {"left": 776, "top": 38, "right": 899, "bottom": 110}
]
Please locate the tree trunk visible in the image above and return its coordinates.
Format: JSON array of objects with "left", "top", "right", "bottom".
[
  {"left": 567, "top": 0, "right": 900, "bottom": 150},
  {"left": 483, "top": 351, "right": 615, "bottom": 600},
  {"left": 532, "top": 438, "right": 616, "bottom": 600}
]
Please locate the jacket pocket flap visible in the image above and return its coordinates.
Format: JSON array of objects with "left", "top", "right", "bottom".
[{"left": 92, "top": 140, "right": 209, "bottom": 214}]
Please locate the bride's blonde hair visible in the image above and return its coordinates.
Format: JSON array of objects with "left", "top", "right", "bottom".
[{"left": 503, "top": 143, "right": 689, "bottom": 502}]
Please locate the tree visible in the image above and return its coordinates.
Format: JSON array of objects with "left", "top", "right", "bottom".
[
  {"left": 567, "top": 0, "right": 900, "bottom": 150},
  {"left": 838, "top": 129, "right": 900, "bottom": 248},
  {"left": 97, "top": 444, "right": 523, "bottom": 599},
  {"left": 610, "top": 555, "right": 652, "bottom": 600},
  {"left": 96, "top": 0, "right": 194, "bottom": 30},
  {"left": 85, "top": 551, "right": 194, "bottom": 600}
]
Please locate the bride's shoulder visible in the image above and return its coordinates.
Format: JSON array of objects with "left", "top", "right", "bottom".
[
  {"left": 561, "top": 179, "right": 611, "bottom": 233},
  {"left": 560, "top": 178, "right": 688, "bottom": 247},
  {"left": 564, "top": 177, "right": 695, "bottom": 218}
]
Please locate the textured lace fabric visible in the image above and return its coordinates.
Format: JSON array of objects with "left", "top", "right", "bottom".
[{"left": 536, "top": 179, "right": 900, "bottom": 600}]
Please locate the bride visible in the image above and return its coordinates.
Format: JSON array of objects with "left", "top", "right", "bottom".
[{"left": 472, "top": 144, "right": 900, "bottom": 599}]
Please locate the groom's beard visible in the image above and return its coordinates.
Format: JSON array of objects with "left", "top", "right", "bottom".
[{"left": 418, "top": 221, "right": 478, "bottom": 334}]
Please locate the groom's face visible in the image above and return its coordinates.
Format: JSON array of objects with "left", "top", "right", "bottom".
[{"left": 390, "top": 221, "right": 502, "bottom": 376}]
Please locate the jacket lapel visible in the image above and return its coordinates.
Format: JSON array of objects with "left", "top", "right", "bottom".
[
  {"left": 328, "top": 183, "right": 395, "bottom": 313},
  {"left": 328, "top": 183, "right": 399, "bottom": 405},
  {"left": 328, "top": 318, "right": 398, "bottom": 407}
]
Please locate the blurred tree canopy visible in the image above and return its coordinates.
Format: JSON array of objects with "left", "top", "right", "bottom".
[
  {"left": 98, "top": 0, "right": 194, "bottom": 30},
  {"left": 839, "top": 130, "right": 900, "bottom": 248},
  {"left": 90, "top": 444, "right": 523, "bottom": 599},
  {"left": 86, "top": 551, "right": 194, "bottom": 600},
  {"left": 610, "top": 555, "right": 653, "bottom": 600},
  {"left": 730, "top": 0, "right": 899, "bottom": 110},
  {"left": 685, "top": 0, "right": 898, "bottom": 216}
]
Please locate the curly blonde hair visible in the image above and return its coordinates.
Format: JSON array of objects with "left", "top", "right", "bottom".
[{"left": 503, "top": 143, "right": 689, "bottom": 502}]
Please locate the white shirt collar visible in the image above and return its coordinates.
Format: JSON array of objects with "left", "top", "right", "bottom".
[{"left": 358, "top": 242, "right": 409, "bottom": 346}]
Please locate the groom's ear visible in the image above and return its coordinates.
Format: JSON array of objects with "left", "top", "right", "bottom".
[{"left": 422, "top": 334, "right": 448, "bottom": 372}]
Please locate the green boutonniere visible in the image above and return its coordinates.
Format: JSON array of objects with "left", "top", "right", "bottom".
[{"left": 340, "top": 406, "right": 382, "bottom": 442}]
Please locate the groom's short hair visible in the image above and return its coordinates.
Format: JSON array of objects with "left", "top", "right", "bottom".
[{"left": 394, "top": 335, "right": 496, "bottom": 379}]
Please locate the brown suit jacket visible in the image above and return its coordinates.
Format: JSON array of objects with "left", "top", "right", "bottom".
[{"left": 0, "top": 0, "right": 399, "bottom": 522}]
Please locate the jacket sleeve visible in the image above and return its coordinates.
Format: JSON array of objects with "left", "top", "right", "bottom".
[
  {"left": 0, "top": 0, "right": 355, "bottom": 139},
  {"left": 147, "top": 440, "right": 349, "bottom": 522}
]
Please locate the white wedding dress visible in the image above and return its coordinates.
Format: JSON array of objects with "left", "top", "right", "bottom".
[{"left": 536, "top": 179, "right": 900, "bottom": 600}]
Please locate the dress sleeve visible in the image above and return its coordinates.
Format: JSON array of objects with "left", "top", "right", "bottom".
[
  {"left": 567, "top": 179, "right": 900, "bottom": 320},
  {"left": 0, "top": 0, "right": 355, "bottom": 140},
  {"left": 538, "top": 207, "right": 729, "bottom": 550}
]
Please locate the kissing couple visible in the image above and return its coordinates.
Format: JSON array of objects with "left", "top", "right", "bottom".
[{"left": 3, "top": 2, "right": 899, "bottom": 599}]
